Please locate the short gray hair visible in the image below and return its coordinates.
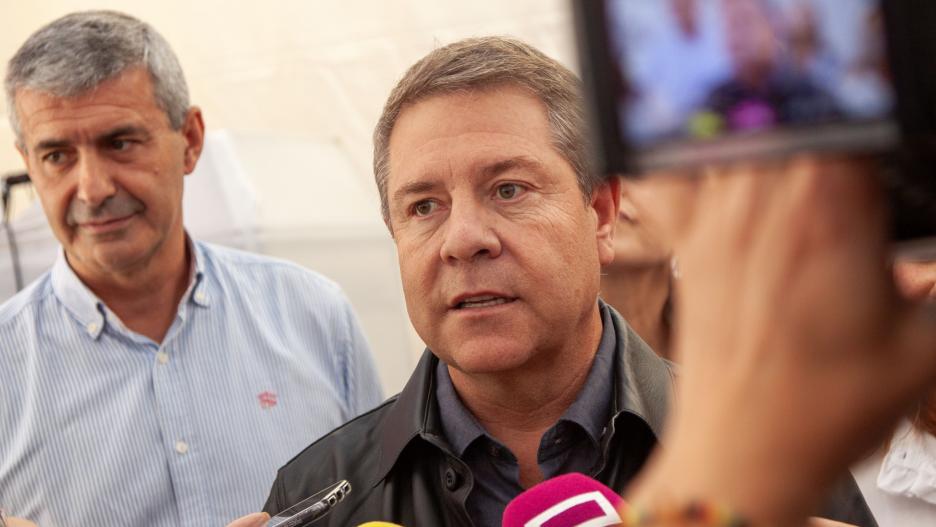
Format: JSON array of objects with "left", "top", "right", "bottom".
[
  {"left": 5, "top": 10, "right": 190, "bottom": 143},
  {"left": 373, "top": 36, "right": 599, "bottom": 228}
]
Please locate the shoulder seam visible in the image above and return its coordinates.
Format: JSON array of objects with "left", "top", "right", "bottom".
[{"left": 0, "top": 275, "right": 54, "bottom": 326}]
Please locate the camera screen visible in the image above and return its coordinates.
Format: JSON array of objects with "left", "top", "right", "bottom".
[{"left": 606, "top": 0, "right": 897, "bottom": 165}]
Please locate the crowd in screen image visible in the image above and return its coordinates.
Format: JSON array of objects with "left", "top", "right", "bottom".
[{"left": 610, "top": 0, "right": 894, "bottom": 144}]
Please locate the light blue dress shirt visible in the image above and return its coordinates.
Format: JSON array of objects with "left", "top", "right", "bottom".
[{"left": 0, "top": 240, "right": 384, "bottom": 527}]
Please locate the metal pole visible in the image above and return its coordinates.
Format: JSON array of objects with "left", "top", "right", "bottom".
[{"left": 2, "top": 173, "right": 31, "bottom": 293}]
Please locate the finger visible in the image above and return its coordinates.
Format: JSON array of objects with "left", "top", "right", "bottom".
[
  {"left": 674, "top": 161, "right": 786, "bottom": 359},
  {"left": 226, "top": 512, "right": 270, "bottom": 527},
  {"left": 774, "top": 155, "right": 886, "bottom": 256},
  {"left": 685, "top": 161, "right": 768, "bottom": 250},
  {"left": 752, "top": 155, "right": 892, "bottom": 329},
  {"left": 806, "top": 518, "right": 858, "bottom": 527}
]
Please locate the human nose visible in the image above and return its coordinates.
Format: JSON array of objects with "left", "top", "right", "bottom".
[
  {"left": 439, "top": 201, "right": 502, "bottom": 263},
  {"left": 74, "top": 152, "right": 117, "bottom": 207}
]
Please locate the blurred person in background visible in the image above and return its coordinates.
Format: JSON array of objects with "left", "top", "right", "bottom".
[
  {"left": 602, "top": 161, "right": 936, "bottom": 526},
  {"left": 616, "top": 161, "right": 936, "bottom": 526},
  {"left": 624, "top": 156, "right": 936, "bottom": 527},
  {"left": 851, "top": 259, "right": 936, "bottom": 527},
  {"left": 600, "top": 174, "right": 697, "bottom": 360},
  {"left": 612, "top": 0, "right": 731, "bottom": 142},
  {"left": 833, "top": 5, "right": 893, "bottom": 119},
  {"left": 0, "top": 11, "right": 382, "bottom": 527},
  {"left": 699, "top": 0, "right": 839, "bottom": 132}
]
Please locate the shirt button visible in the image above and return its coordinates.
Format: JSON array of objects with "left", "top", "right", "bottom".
[
  {"left": 87, "top": 322, "right": 98, "bottom": 333},
  {"left": 194, "top": 292, "right": 206, "bottom": 302},
  {"left": 175, "top": 441, "right": 189, "bottom": 455},
  {"left": 444, "top": 467, "right": 461, "bottom": 491},
  {"left": 156, "top": 352, "right": 169, "bottom": 365}
]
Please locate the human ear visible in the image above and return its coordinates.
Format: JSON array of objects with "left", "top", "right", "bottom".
[
  {"left": 593, "top": 175, "right": 622, "bottom": 266},
  {"left": 180, "top": 107, "right": 205, "bottom": 175}
]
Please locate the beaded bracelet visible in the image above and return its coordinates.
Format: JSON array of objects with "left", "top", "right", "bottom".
[{"left": 620, "top": 501, "right": 750, "bottom": 527}]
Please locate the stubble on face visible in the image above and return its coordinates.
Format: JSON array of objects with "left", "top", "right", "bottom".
[
  {"left": 386, "top": 86, "right": 607, "bottom": 377},
  {"left": 15, "top": 67, "right": 192, "bottom": 281}
]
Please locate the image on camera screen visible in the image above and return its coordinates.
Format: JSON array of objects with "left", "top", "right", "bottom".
[{"left": 607, "top": 0, "right": 895, "bottom": 160}]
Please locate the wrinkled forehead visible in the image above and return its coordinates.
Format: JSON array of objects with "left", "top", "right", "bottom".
[
  {"left": 386, "top": 86, "right": 562, "bottom": 187},
  {"left": 15, "top": 68, "right": 165, "bottom": 146},
  {"left": 391, "top": 87, "right": 552, "bottom": 152}
]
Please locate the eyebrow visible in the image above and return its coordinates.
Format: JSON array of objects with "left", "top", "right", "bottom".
[
  {"left": 33, "top": 125, "right": 151, "bottom": 152},
  {"left": 390, "top": 156, "right": 547, "bottom": 204},
  {"left": 34, "top": 138, "right": 70, "bottom": 152},
  {"left": 480, "top": 156, "right": 546, "bottom": 178},
  {"left": 98, "top": 125, "right": 151, "bottom": 142},
  {"left": 392, "top": 180, "right": 442, "bottom": 204}
]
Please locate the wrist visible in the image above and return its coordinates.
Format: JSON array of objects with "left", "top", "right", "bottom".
[{"left": 626, "top": 431, "right": 823, "bottom": 527}]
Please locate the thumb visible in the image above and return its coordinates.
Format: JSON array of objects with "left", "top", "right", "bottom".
[{"left": 226, "top": 512, "right": 270, "bottom": 527}]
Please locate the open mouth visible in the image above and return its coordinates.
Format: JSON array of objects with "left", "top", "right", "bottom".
[{"left": 455, "top": 296, "right": 517, "bottom": 309}]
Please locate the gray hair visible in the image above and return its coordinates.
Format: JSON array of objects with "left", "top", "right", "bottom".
[
  {"left": 5, "top": 10, "right": 190, "bottom": 144},
  {"left": 373, "top": 36, "right": 599, "bottom": 229}
]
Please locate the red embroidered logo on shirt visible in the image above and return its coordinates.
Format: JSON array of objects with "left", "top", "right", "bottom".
[{"left": 258, "top": 391, "right": 278, "bottom": 409}]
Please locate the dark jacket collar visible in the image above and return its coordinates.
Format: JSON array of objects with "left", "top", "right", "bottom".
[{"left": 374, "top": 302, "right": 674, "bottom": 483}]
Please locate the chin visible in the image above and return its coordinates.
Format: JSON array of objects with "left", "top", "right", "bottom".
[
  {"left": 442, "top": 338, "right": 536, "bottom": 375},
  {"left": 87, "top": 244, "right": 150, "bottom": 273}
]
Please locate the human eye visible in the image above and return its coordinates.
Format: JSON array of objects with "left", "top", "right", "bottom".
[
  {"left": 109, "top": 138, "right": 134, "bottom": 151},
  {"left": 41, "top": 150, "right": 70, "bottom": 166},
  {"left": 495, "top": 182, "right": 526, "bottom": 201},
  {"left": 411, "top": 199, "right": 439, "bottom": 217}
]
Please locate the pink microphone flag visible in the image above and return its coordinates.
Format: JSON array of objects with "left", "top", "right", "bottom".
[{"left": 502, "top": 472, "right": 626, "bottom": 527}]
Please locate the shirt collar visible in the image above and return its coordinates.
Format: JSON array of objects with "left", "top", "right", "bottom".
[
  {"left": 51, "top": 249, "right": 106, "bottom": 339},
  {"left": 603, "top": 299, "right": 672, "bottom": 439},
  {"left": 51, "top": 236, "right": 210, "bottom": 340},
  {"left": 187, "top": 239, "right": 210, "bottom": 308},
  {"left": 434, "top": 361, "right": 487, "bottom": 456},
  {"left": 433, "top": 305, "right": 615, "bottom": 457},
  {"left": 375, "top": 302, "right": 674, "bottom": 484},
  {"left": 556, "top": 303, "right": 615, "bottom": 444},
  {"left": 876, "top": 419, "right": 936, "bottom": 504}
]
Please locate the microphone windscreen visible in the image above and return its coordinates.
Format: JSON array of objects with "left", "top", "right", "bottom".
[{"left": 502, "top": 473, "right": 625, "bottom": 527}]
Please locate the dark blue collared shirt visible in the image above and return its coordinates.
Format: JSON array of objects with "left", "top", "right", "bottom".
[{"left": 435, "top": 303, "right": 617, "bottom": 526}]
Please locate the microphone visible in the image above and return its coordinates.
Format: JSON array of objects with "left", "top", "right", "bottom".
[{"left": 502, "top": 473, "right": 625, "bottom": 527}]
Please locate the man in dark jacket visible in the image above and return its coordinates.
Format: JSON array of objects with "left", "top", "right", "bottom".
[{"left": 236, "top": 37, "right": 875, "bottom": 527}]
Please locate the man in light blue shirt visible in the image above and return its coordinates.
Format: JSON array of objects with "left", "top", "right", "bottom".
[{"left": 0, "top": 11, "right": 383, "bottom": 526}]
